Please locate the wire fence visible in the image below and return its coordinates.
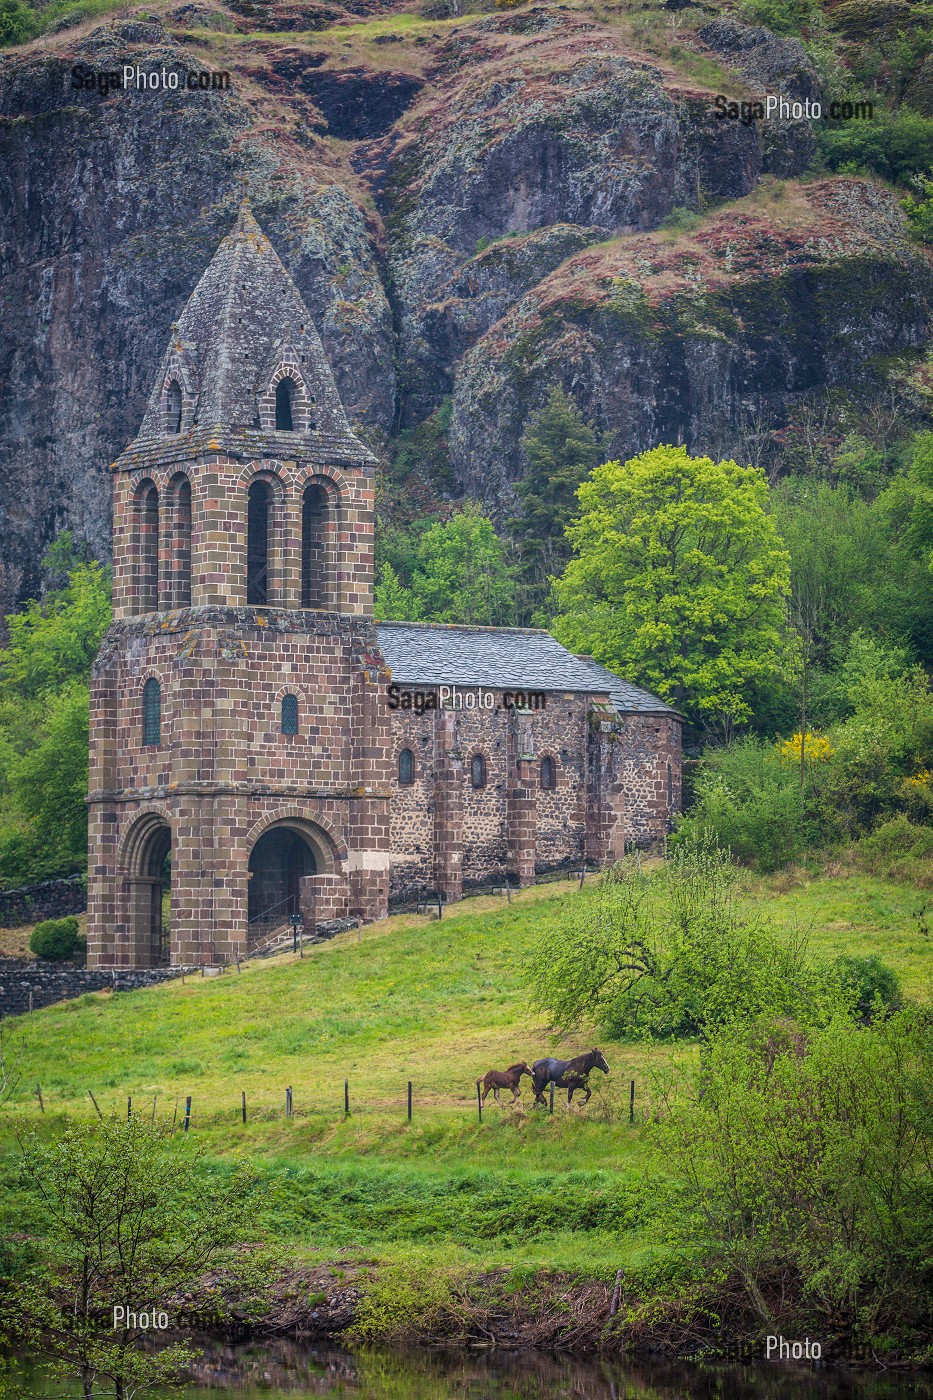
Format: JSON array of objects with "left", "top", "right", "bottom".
[{"left": 25, "top": 1074, "right": 647, "bottom": 1131}]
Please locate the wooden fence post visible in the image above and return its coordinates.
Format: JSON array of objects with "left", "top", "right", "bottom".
[
  {"left": 151, "top": 1094, "right": 157, "bottom": 1125},
  {"left": 344, "top": 1080, "right": 349, "bottom": 1116},
  {"left": 88, "top": 1090, "right": 102, "bottom": 1120},
  {"left": 629, "top": 1079, "right": 635, "bottom": 1124},
  {"left": 549, "top": 1081, "right": 555, "bottom": 1115},
  {"left": 127, "top": 1096, "right": 132, "bottom": 1120},
  {"left": 242, "top": 1090, "right": 247, "bottom": 1124},
  {"left": 579, "top": 859, "right": 587, "bottom": 890},
  {"left": 477, "top": 1082, "right": 482, "bottom": 1123},
  {"left": 35, "top": 1083, "right": 44, "bottom": 1114},
  {"left": 183, "top": 1096, "right": 192, "bottom": 1132},
  {"left": 407, "top": 1081, "right": 412, "bottom": 1122}
]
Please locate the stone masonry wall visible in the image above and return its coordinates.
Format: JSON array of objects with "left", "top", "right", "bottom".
[
  {"left": 616, "top": 714, "right": 683, "bottom": 845},
  {"left": 0, "top": 876, "right": 86, "bottom": 928},
  {"left": 88, "top": 608, "right": 391, "bottom": 967},
  {"left": 388, "top": 690, "right": 610, "bottom": 901},
  {"left": 0, "top": 956, "right": 190, "bottom": 1019}
]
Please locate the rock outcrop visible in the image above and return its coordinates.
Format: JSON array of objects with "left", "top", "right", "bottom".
[
  {"left": 0, "top": 0, "right": 931, "bottom": 606},
  {"left": 448, "top": 180, "right": 933, "bottom": 503}
]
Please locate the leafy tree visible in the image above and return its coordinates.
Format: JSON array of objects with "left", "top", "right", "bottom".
[
  {"left": 411, "top": 505, "right": 516, "bottom": 626},
  {"left": 0, "top": 0, "right": 37, "bottom": 44},
  {"left": 511, "top": 388, "right": 605, "bottom": 619},
  {"left": 374, "top": 562, "right": 421, "bottom": 622},
  {"left": 9, "top": 1117, "right": 257, "bottom": 1399},
  {"left": 550, "top": 446, "right": 790, "bottom": 734},
  {"left": 817, "top": 106, "right": 933, "bottom": 185},
  {"left": 0, "top": 539, "right": 111, "bottom": 882},
  {"left": 526, "top": 841, "right": 824, "bottom": 1041}
]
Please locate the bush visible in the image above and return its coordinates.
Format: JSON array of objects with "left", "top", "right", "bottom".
[
  {"left": 0, "top": 0, "right": 38, "bottom": 43},
  {"left": 816, "top": 106, "right": 933, "bottom": 184},
  {"left": 29, "top": 916, "right": 80, "bottom": 962},
  {"left": 736, "top": 0, "right": 817, "bottom": 34},
  {"left": 651, "top": 1010, "right": 933, "bottom": 1338},
  {"left": 852, "top": 814, "right": 933, "bottom": 884},
  {"left": 831, "top": 954, "right": 902, "bottom": 1021},
  {"left": 672, "top": 739, "right": 807, "bottom": 872}
]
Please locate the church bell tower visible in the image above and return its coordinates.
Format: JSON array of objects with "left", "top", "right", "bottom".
[{"left": 87, "top": 201, "right": 391, "bottom": 968}]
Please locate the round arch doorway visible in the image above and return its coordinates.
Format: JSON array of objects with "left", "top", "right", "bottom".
[
  {"left": 121, "top": 814, "right": 172, "bottom": 967},
  {"left": 248, "top": 825, "right": 317, "bottom": 937}
]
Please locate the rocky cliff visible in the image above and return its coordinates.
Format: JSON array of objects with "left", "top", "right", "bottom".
[{"left": 0, "top": 0, "right": 931, "bottom": 604}]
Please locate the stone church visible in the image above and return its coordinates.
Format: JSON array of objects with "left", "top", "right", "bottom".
[{"left": 86, "top": 202, "right": 682, "bottom": 969}]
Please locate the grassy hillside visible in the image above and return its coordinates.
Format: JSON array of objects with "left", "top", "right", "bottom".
[{"left": 1, "top": 869, "right": 930, "bottom": 1284}]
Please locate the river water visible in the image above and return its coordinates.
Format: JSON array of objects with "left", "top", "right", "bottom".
[{"left": 20, "top": 1339, "right": 933, "bottom": 1398}]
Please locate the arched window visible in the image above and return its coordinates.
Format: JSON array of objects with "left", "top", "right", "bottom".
[
  {"left": 540, "top": 755, "right": 556, "bottom": 790},
  {"left": 470, "top": 753, "right": 487, "bottom": 789},
  {"left": 301, "top": 481, "right": 331, "bottom": 609},
  {"left": 171, "top": 475, "right": 192, "bottom": 608},
  {"left": 281, "top": 694, "right": 298, "bottom": 735},
  {"left": 398, "top": 748, "right": 414, "bottom": 785},
  {"left": 166, "top": 380, "right": 182, "bottom": 434},
  {"left": 247, "top": 480, "right": 270, "bottom": 605},
  {"left": 135, "top": 481, "right": 159, "bottom": 614},
  {"left": 142, "top": 678, "right": 161, "bottom": 747},
  {"left": 275, "top": 378, "right": 295, "bottom": 431}
]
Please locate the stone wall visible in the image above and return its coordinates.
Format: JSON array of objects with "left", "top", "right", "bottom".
[
  {"left": 0, "top": 956, "right": 190, "bottom": 1019},
  {"left": 387, "top": 689, "right": 665, "bottom": 902},
  {"left": 0, "top": 876, "right": 86, "bottom": 928}
]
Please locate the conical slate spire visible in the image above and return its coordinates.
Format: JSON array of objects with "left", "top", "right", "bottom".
[{"left": 130, "top": 200, "right": 369, "bottom": 463}]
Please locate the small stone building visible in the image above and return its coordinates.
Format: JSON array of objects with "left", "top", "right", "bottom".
[{"left": 86, "top": 203, "right": 681, "bottom": 969}]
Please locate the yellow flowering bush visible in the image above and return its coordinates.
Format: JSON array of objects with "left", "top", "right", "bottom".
[{"left": 777, "top": 731, "right": 835, "bottom": 764}]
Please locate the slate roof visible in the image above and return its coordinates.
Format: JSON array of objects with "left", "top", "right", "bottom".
[
  {"left": 375, "top": 622, "right": 679, "bottom": 717},
  {"left": 115, "top": 200, "right": 374, "bottom": 471}
]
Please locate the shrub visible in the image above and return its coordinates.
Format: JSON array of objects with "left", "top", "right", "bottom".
[
  {"left": 852, "top": 814, "right": 933, "bottom": 884},
  {"left": 831, "top": 954, "right": 902, "bottom": 1021},
  {"left": 29, "top": 916, "right": 80, "bottom": 962},
  {"left": 672, "top": 739, "right": 807, "bottom": 872},
  {"left": 816, "top": 106, "right": 933, "bottom": 184},
  {"left": 651, "top": 1010, "right": 933, "bottom": 1337},
  {"left": 0, "top": 0, "right": 38, "bottom": 44},
  {"left": 736, "top": 0, "right": 817, "bottom": 34}
]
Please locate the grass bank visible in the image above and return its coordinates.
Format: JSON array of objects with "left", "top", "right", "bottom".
[{"left": 1, "top": 868, "right": 931, "bottom": 1348}]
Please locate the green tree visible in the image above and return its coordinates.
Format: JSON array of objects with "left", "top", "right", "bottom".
[
  {"left": 511, "top": 388, "right": 604, "bottom": 620},
  {"left": 0, "top": 0, "right": 37, "bottom": 44},
  {"left": 0, "top": 540, "right": 111, "bottom": 882},
  {"left": 526, "top": 842, "right": 824, "bottom": 1042},
  {"left": 374, "top": 561, "right": 421, "bottom": 622},
  {"left": 550, "top": 446, "right": 790, "bottom": 733},
  {"left": 10, "top": 1117, "right": 257, "bottom": 1399},
  {"left": 411, "top": 505, "right": 516, "bottom": 626}
]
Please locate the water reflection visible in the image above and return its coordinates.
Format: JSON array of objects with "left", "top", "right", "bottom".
[
  {"left": 22, "top": 1339, "right": 933, "bottom": 1399},
  {"left": 180, "top": 1339, "right": 933, "bottom": 1399}
]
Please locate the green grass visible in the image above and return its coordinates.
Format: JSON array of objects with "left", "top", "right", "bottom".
[{"left": 2, "top": 869, "right": 930, "bottom": 1278}]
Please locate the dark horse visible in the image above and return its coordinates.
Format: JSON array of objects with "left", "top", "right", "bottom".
[
  {"left": 477, "top": 1062, "right": 532, "bottom": 1105},
  {"left": 532, "top": 1048, "right": 610, "bottom": 1105}
]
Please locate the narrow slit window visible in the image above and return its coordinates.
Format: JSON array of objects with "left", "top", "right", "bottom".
[
  {"left": 275, "top": 378, "right": 295, "bottom": 431},
  {"left": 136, "top": 482, "right": 159, "bottom": 614},
  {"left": 281, "top": 694, "right": 298, "bottom": 735},
  {"left": 470, "top": 753, "right": 487, "bottom": 789},
  {"left": 540, "top": 755, "right": 556, "bottom": 790},
  {"left": 166, "top": 380, "right": 182, "bottom": 434},
  {"left": 247, "top": 480, "right": 270, "bottom": 605},
  {"left": 398, "top": 748, "right": 414, "bottom": 785},
  {"left": 142, "top": 679, "right": 161, "bottom": 747}
]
